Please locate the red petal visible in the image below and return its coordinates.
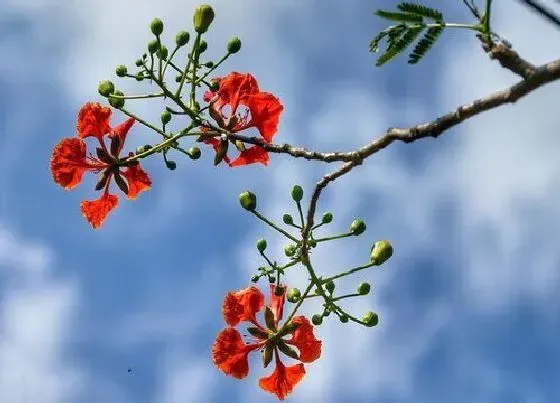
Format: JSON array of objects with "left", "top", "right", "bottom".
[
  {"left": 212, "top": 327, "right": 255, "bottom": 379},
  {"left": 50, "top": 137, "right": 99, "bottom": 190},
  {"left": 287, "top": 316, "right": 322, "bottom": 363},
  {"left": 229, "top": 146, "right": 269, "bottom": 167},
  {"left": 76, "top": 102, "right": 112, "bottom": 142},
  {"left": 215, "top": 72, "right": 259, "bottom": 113},
  {"left": 243, "top": 92, "right": 283, "bottom": 142},
  {"left": 269, "top": 284, "right": 286, "bottom": 325},
  {"left": 121, "top": 164, "right": 151, "bottom": 200},
  {"left": 222, "top": 286, "right": 265, "bottom": 326},
  {"left": 79, "top": 192, "right": 118, "bottom": 229},
  {"left": 108, "top": 117, "right": 135, "bottom": 156},
  {"left": 258, "top": 357, "right": 305, "bottom": 400}
]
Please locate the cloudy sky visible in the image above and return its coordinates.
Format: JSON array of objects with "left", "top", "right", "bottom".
[{"left": 1, "top": 0, "right": 560, "bottom": 402}]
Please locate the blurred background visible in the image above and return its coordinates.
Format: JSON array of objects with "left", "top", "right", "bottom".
[{"left": 1, "top": 0, "right": 560, "bottom": 402}]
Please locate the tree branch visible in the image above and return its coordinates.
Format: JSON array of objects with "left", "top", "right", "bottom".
[{"left": 516, "top": 0, "right": 560, "bottom": 30}]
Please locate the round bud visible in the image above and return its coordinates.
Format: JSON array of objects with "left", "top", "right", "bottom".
[
  {"left": 322, "top": 212, "right": 333, "bottom": 224},
  {"left": 291, "top": 185, "right": 303, "bottom": 202},
  {"left": 136, "top": 145, "right": 146, "bottom": 154},
  {"left": 268, "top": 276, "right": 276, "bottom": 283},
  {"left": 148, "top": 39, "right": 160, "bottom": 54},
  {"left": 198, "top": 40, "right": 208, "bottom": 53},
  {"left": 239, "top": 191, "right": 257, "bottom": 211},
  {"left": 311, "top": 314, "right": 323, "bottom": 326},
  {"left": 282, "top": 214, "right": 294, "bottom": 225},
  {"left": 256, "top": 238, "right": 267, "bottom": 253},
  {"left": 339, "top": 314, "right": 349, "bottom": 323},
  {"left": 287, "top": 288, "right": 301, "bottom": 302},
  {"left": 108, "top": 90, "right": 124, "bottom": 109},
  {"left": 98, "top": 80, "right": 115, "bottom": 97},
  {"left": 274, "top": 285, "right": 284, "bottom": 296},
  {"left": 160, "top": 110, "right": 172, "bottom": 125},
  {"left": 175, "top": 30, "right": 190, "bottom": 47},
  {"left": 209, "top": 79, "right": 219, "bottom": 91},
  {"left": 175, "top": 74, "right": 183, "bottom": 83},
  {"left": 157, "top": 45, "right": 168, "bottom": 60},
  {"left": 307, "top": 238, "right": 317, "bottom": 248},
  {"left": 204, "top": 61, "right": 214, "bottom": 68},
  {"left": 362, "top": 311, "right": 379, "bottom": 327},
  {"left": 284, "top": 244, "right": 297, "bottom": 257},
  {"left": 227, "top": 36, "right": 242, "bottom": 54},
  {"left": 135, "top": 59, "right": 143, "bottom": 67},
  {"left": 370, "top": 240, "right": 393, "bottom": 265},
  {"left": 166, "top": 160, "right": 177, "bottom": 170},
  {"left": 251, "top": 274, "right": 259, "bottom": 283},
  {"left": 193, "top": 4, "right": 215, "bottom": 34},
  {"left": 325, "top": 280, "right": 335, "bottom": 293},
  {"left": 150, "top": 18, "right": 164, "bottom": 36},
  {"left": 115, "top": 65, "right": 127, "bottom": 77},
  {"left": 135, "top": 72, "right": 145, "bottom": 81},
  {"left": 350, "top": 219, "right": 366, "bottom": 235},
  {"left": 188, "top": 146, "right": 201, "bottom": 160},
  {"left": 357, "top": 282, "right": 371, "bottom": 295}
]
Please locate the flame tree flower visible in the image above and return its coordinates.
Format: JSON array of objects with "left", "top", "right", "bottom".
[
  {"left": 50, "top": 102, "right": 151, "bottom": 229},
  {"left": 202, "top": 72, "right": 284, "bottom": 167},
  {"left": 212, "top": 284, "right": 321, "bottom": 400}
]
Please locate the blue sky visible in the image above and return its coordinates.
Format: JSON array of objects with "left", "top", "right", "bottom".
[{"left": 1, "top": 1, "right": 560, "bottom": 402}]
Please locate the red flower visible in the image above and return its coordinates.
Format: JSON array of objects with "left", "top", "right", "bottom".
[
  {"left": 212, "top": 284, "right": 321, "bottom": 400},
  {"left": 50, "top": 102, "right": 151, "bottom": 229},
  {"left": 203, "top": 72, "right": 283, "bottom": 167}
]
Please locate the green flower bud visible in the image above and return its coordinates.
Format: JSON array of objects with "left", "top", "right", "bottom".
[
  {"left": 193, "top": 4, "right": 215, "bottom": 34},
  {"left": 357, "top": 282, "right": 371, "bottom": 295},
  {"left": 239, "top": 191, "right": 257, "bottom": 211},
  {"left": 322, "top": 212, "right": 333, "bottom": 224},
  {"left": 325, "top": 280, "right": 335, "bottom": 293},
  {"left": 175, "top": 74, "right": 183, "bottom": 83},
  {"left": 150, "top": 18, "right": 164, "bottom": 36},
  {"left": 370, "top": 240, "right": 393, "bottom": 265},
  {"left": 160, "top": 110, "right": 172, "bottom": 125},
  {"left": 282, "top": 214, "right": 294, "bottom": 225},
  {"left": 362, "top": 311, "right": 379, "bottom": 327},
  {"left": 204, "top": 61, "right": 214, "bottom": 68},
  {"left": 188, "top": 146, "right": 201, "bottom": 160},
  {"left": 350, "top": 219, "right": 366, "bottom": 235},
  {"left": 157, "top": 45, "right": 168, "bottom": 60},
  {"left": 108, "top": 90, "right": 124, "bottom": 109},
  {"left": 209, "top": 79, "right": 219, "bottom": 91},
  {"left": 190, "top": 100, "right": 201, "bottom": 113},
  {"left": 198, "top": 40, "right": 208, "bottom": 53},
  {"left": 166, "top": 160, "right": 177, "bottom": 170},
  {"left": 148, "top": 39, "right": 160, "bottom": 54},
  {"left": 311, "top": 314, "right": 323, "bottom": 326},
  {"left": 135, "top": 59, "right": 143, "bottom": 67},
  {"left": 274, "top": 285, "right": 284, "bottom": 296},
  {"left": 115, "top": 65, "right": 127, "bottom": 77},
  {"left": 287, "top": 288, "right": 301, "bottom": 302},
  {"left": 291, "top": 185, "right": 303, "bottom": 202},
  {"left": 136, "top": 144, "right": 152, "bottom": 154},
  {"left": 284, "top": 243, "right": 297, "bottom": 257},
  {"left": 135, "top": 72, "right": 145, "bottom": 81},
  {"left": 307, "top": 238, "right": 317, "bottom": 248},
  {"left": 251, "top": 274, "right": 259, "bottom": 283},
  {"left": 339, "top": 314, "right": 349, "bottom": 323},
  {"left": 175, "top": 30, "right": 190, "bottom": 47},
  {"left": 227, "top": 36, "right": 242, "bottom": 54},
  {"left": 98, "top": 80, "right": 115, "bottom": 97},
  {"left": 268, "top": 276, "right": 276, "bottom": 283},
  {"left": 256, "top": 238, "right": 267, "bottom": 253}
]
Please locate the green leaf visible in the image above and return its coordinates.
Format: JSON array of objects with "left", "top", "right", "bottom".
[
  {"left": 408, "top": 25, "right": 444, "bottom": 64},
  {"left": 376, "top": 26, "right": 424, "bottom": 67},
  {"left": 397, "top": 2, "right": 443, "bottom": 21},
  {"left": 374, "top": 10, "right": 423, "bottom": 23}
]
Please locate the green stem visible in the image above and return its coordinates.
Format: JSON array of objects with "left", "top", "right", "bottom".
[
  {"left": 483, "top": 0, "right": 492, "bottom": 38},
  {"left": 162, "top": 45, "right": 180, "bottom": 78},
  {"left": 176, "top": 33, "right": 200, "bottom": 98},
  {"left": 283, "top": 281, "right": 315, "bottom": 326},
  {"left": 251, "top": 211, "right": 299, "bottom": 243},
  {"left": 314, "top": 232, "right": 353, "bottom": 243},
  {"left": 323, "top": 261, "right": 376, "bottom": 283},
  {"left": 196, "top": 53, "right": 230, "bottom": 84},
  {"left": 296, "top": 201, "right": 305, "bottom": 228},
  {"left": 331, "top": 293, "right": 361, "bottom": 302},
  {"left": 189, "top": 35, "right": 202, "bottom": 105},
  {"left": 108, "top": 92, "right": 165, "bottom": 100}
]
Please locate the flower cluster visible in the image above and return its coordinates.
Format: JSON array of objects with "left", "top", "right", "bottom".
[
  {"left": 50, "top": 102, "right": 151, "bottom": 229},
  {"left": 212, "top": 284, "right": 321, "bottom": 400}
]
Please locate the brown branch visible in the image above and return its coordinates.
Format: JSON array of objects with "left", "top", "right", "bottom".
[
  {"left": 516, "top": 0, "right": 560, "bottom": 30},
  {"left": 478, "top": 36, "right": 537, "bottom": 78}
]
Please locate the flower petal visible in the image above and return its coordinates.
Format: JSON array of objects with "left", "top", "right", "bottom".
[
  {"left": 108, "top": 117, "right": 135, "bottom": 156},
  {"left": 212, "top": 327, "right": 255, "bottom": 379},
  {"left": 222, "top": 286, "right": 265, "bottom": 326},
  {"left": 243, "top": 92, "right": 283, "bottom": 142},
  {"left": 76, "top": 102, "right": 112, "bottom": 141},
  {"left": 121, "top": 164, "right": 152, "bottom": 200},
  {"left": 50, "top": 137, "right": 98, "bottom": 190},
  {"left": 79, "top": 193, "right": 119, "bottom": 229},
  {"left": 258, "top": 357, "right": 305, "bottom": 400},
  {"left": 269, "top": 284, "right": 286, "bottom": 325},
  {"left": 287, "top": 316, "right": 322, "bottom": 363},
  {"left": 215, "top": 72, "right": 260, "bottom": 113},
  {"left": 229, "top": 145, "right": 269, "bottom": 167}
]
